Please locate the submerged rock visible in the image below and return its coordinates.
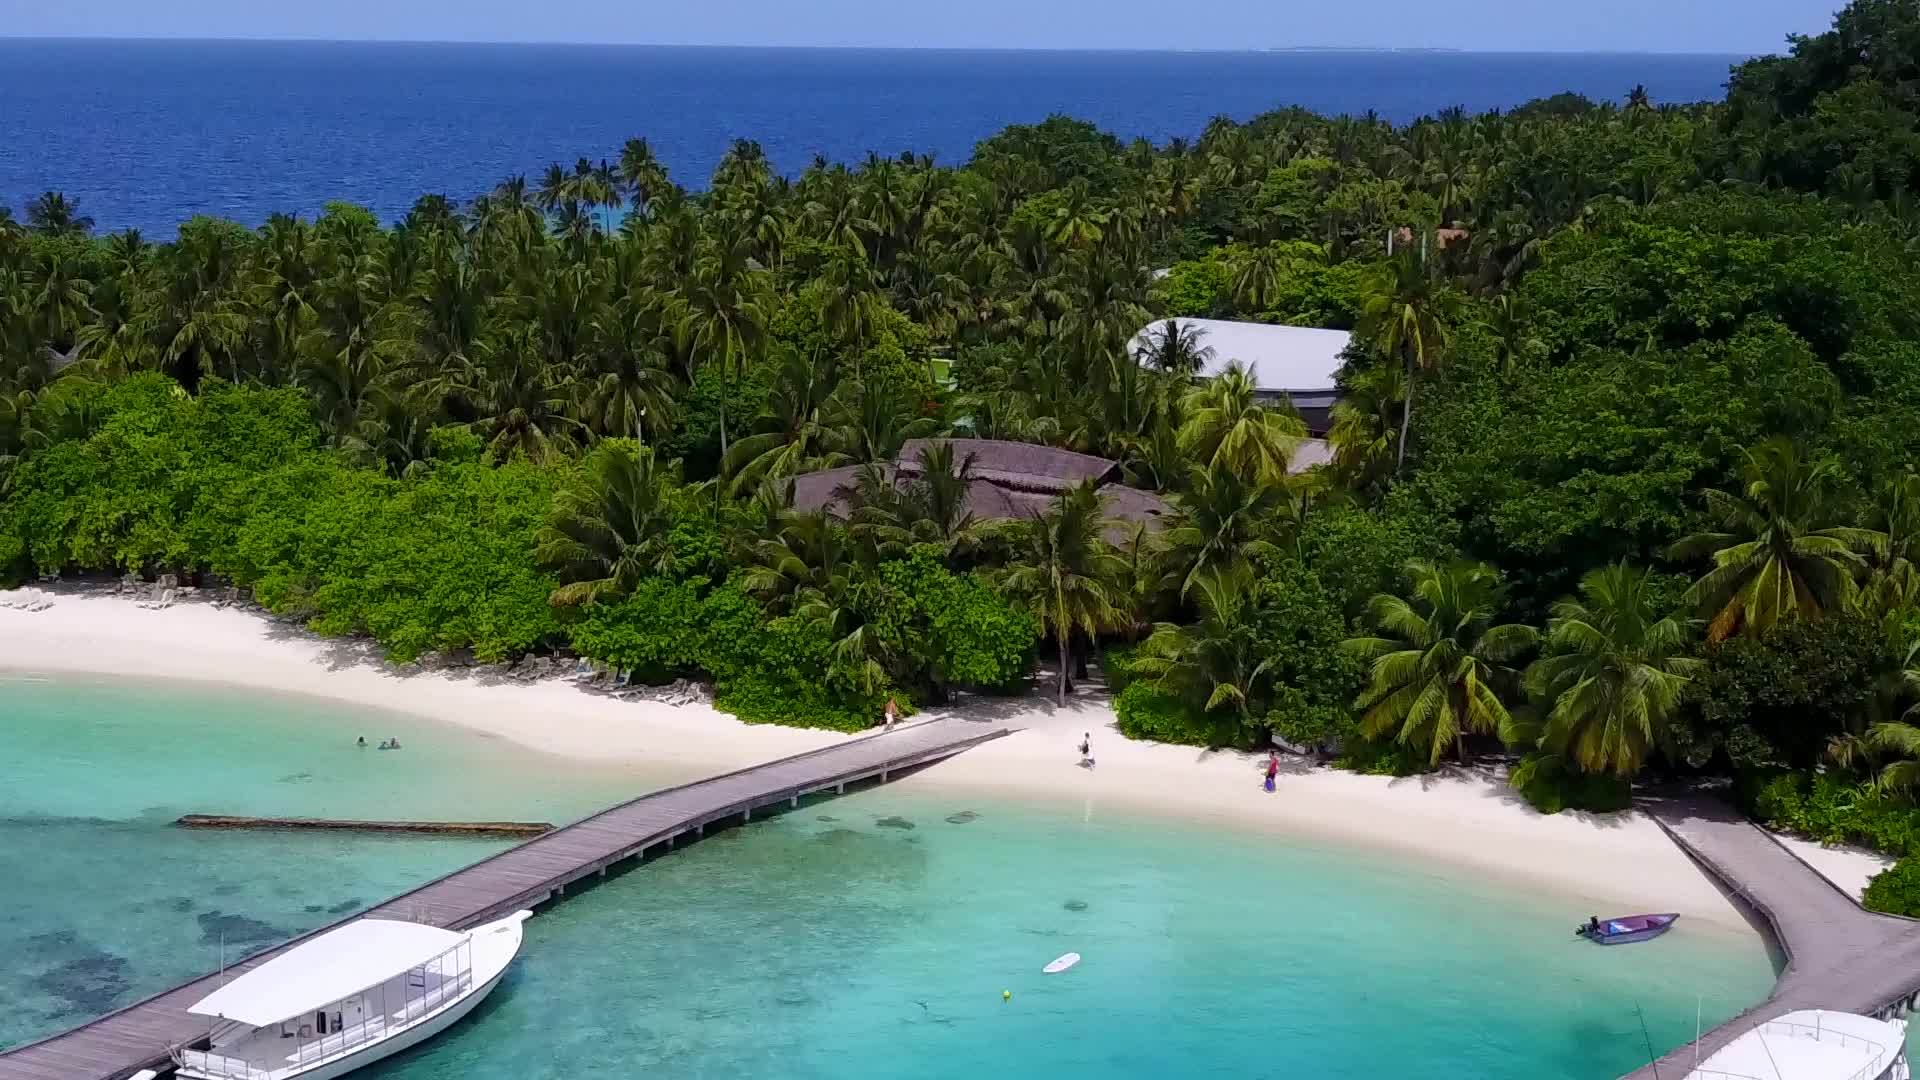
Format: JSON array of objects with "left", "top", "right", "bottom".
[
  {"left": 302, "top": 904, "right": 325, "bottom": 914},
  {"left": 944, "top": 810, "right": 979, "bottom": 824},
  {"left": 815, "top": 815, "right": 839, "bottom": 823},
  {"left": 197, "top": 910, "right": 290, "bottom": 947},
  {"left": 324, "top": 898, "right": 362, "bottom": 915},
  {"left": 875, "top": 816, "right": 916, "bottom": 830},
  {"left": 33, "top": 951, "right": 130, "bottom": 1015}
]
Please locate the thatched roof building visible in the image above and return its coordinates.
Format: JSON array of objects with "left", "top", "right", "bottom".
[{"left": 788, "top": 439, "right": 1170, "bottom": 539}]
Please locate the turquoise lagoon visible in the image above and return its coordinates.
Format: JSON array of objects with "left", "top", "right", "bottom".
[{"left": 1, "top": 675, "right": 1774, "bottom": 1077}]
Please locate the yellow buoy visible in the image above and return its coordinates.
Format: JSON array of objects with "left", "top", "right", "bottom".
[{"left": 1002, "top": 989, "right": 1012, "bottom": 1001}]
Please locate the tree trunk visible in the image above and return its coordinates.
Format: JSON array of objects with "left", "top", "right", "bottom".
[
  {"left": 1057, "top": 632, "right": 1070, "bottom": 706},
  {"left": 1395, "top": 352, "right": 1417, "bottom": 474}
]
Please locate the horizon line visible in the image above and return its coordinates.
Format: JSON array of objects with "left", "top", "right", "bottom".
[{"left": 0, "top": 34, "right": 1761, "bottom": 58}]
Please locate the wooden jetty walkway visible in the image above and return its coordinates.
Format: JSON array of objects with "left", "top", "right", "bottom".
[
  {"left": 0, "top": 717, "right": 1007, "bottom": 1080},
  {"left": 176, "top": 814, "right": 554, "bottom": 837},
  {"left": 1621, "top": 794, "right": 1920, "bottom": 1079}
]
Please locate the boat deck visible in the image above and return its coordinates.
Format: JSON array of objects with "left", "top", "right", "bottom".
[
  {"left": 0, "top": 717, "right": 1008, "bottom": 1080},
  {"left": 1620, "top": 794, "right": 1920, "bottom": 1079}
]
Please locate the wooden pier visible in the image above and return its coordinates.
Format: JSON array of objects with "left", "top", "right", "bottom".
[
  {"left": 0, "top": 717, "right": 1007, "bottom": 1080},
  {"left": 1620, "top": 794, "right": 1920, "bottom": 1079},
  {"left": 175, "top": 815, "right": 554, "bottom": 838}
]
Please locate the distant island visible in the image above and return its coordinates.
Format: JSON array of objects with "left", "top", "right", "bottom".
[{"left": 1264, "top": 46, "right": 1467, "bottom": 53}]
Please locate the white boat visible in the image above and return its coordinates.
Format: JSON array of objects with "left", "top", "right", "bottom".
[
  {"left": 172, "top": 910, "right": 531, "bottom": 1080},
  {"left": 1684, "top": 1009, "right": 1909, "bottom": 1080}
]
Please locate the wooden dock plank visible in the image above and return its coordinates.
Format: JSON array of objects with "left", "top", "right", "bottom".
[
  {"left": 0, "top": 718, "right": 1007, "bottom": 1080},
  {"left": 1618, "top": 794, "right": 1920, "bottom": 1078}
]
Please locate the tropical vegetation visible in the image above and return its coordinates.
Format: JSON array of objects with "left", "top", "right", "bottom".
[{"left": 14, "top": 1, "right": 1920, "bottom": 902}]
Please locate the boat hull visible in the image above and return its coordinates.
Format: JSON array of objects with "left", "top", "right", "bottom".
[
  {"left": 177, "top": 911, "right": 528, "bottom": 1080},
  {"left": 1589, "top": 926, "right": 1674, "bottom": 945},
  {"left": 1578, "top": 912, "right": 1679, "bottom": 946},
  {"left": 272, "top": 962, "right": 509, "bottom": 1080}
]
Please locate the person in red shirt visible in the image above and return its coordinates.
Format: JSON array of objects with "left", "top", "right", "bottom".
[{"left": 1264, "top": 751, "right": 1280, "bottom": 793}]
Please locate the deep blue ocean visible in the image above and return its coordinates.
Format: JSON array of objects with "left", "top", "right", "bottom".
[{"left": 0, "top": 39, "right": 1745, "bottom": 235}]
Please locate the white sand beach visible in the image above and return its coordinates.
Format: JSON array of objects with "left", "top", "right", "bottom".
[{"left": 0, "top": 586, "right": 1889, "bottom": 936}]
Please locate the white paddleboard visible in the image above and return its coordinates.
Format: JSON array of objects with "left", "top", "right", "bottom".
[{"left": 1043, "top": 952, "right": 1081, "bottom": 974}]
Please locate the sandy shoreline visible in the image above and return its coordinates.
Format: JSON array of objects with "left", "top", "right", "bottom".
[{"left": 0, "top": 587, "right": 1889, "bottom": 940}]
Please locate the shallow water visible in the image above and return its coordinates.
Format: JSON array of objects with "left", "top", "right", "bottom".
[
  {"left": 0, "top": 674, "right": 669, "bottom": 1049},
  {"left": 0, "top": 675, "right": 1773, "bottom": 1076}
]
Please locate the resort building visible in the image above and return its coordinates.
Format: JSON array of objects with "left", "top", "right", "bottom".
[
  {"left": 788, "top": 438, "right": 1170, "bottom": 540},
  {"left": 1129, "top": 318, "right": 1351, "bottom": 434}
]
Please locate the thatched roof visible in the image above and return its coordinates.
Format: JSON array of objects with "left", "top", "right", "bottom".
[
  {"left": 896, "top": 438, "right": 1116, "bottom": 492},
  {"left": 786, "top": 438, "right": 1167, "bottom": 541}
]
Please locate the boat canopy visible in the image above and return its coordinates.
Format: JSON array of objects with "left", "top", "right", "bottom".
[
  {"left": 188, "top": 919, "right": 466, "bottom": 1027},
  {"left": 1684, "top": 1009, "right": 1905, "bottom": 1080}
]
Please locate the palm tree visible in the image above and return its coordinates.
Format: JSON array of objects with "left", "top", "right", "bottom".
[
  {"left": 678, "top": 226, "right": 772, "bottom": 467},
  {"left": 1669, "top": 437, "right": 1883, "bottom": 641},
  {"left": 995, "top": 480, "right": 1130, "bottom": 705},
  {"left": 538, "top": 440, "right": 680, "bottom": 605},
  {"left": 1135, "top": 318, "right": 1215, "bottom": 378},
  {"left": 1228, "top": 246, "right": 1275, "bottom": 314},
  {"left": 1131, "top": 568, "right": 1271, "bottom": 731},
  {"left": 1862, "top": 469, "right": 1920, "bottom": 612},
  {"left": 1325, "top": 360, "right": 1402, "bottom": 491},
  {"left": 1522, "top": 562, "right": 1701, "bottom": 777},
  {"left": 1359, "top": 239, "right": 1451, "bottom": 473},
  {"left": 846, "top": 442, "right": 984, "bottom": 563},
  {"left": 1343, "top": 560, "right": 1537, "bottom": 766},
  {"left": 745, "top": 508, "right": 889, "bottom": 694},
  {"left": 466, "top": 325, "right": 581, "bottom": 463},
  {"left": 1480, "top": 293, "right": 1544, "bottom": 374},
  {"left": 1047, "top": 180, "right": 1109, "bottom": 249},
  {"left": 617, "top": 137, "right": 672, "bottom": 219},
  {"left": 1161, "top": 464, "right": 1288, "bottom": 597},
  {"left": 579, "top": 293, "right": 677, "bottom": 443},
  {"left": 1178, "top": 362, "right": 1304, "bottom": 485},
  {"left": 25, "top": 191, "right": 92, "bottom": 236},
  {"left": 722, "top": 343, "right": 847, "bottom": 494}
]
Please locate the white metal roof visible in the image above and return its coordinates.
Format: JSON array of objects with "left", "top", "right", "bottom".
[
  {"left": 1131, "top": 318, "right": 1351, "bottom": 394},
  {"left": 1684, "top": 1010, "right": 1905, "bottom": 1080},
  {"left": 188, "top": 919, "right": 465, "bottom": 1026}
]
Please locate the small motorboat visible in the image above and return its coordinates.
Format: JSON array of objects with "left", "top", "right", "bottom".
[{"left": 1575, "top": 913, "right": 1679, "bottom": 945}]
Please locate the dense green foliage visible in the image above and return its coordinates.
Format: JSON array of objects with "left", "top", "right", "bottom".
[
  {"left": 13, "top": 3, "right": 1920, "bottom": 791},
  {"left": 1749, "top": 769, "right": 1920, "bottom": 916},
  {"left": 1863, "top": 857, "right": 1920, "bottom": 917}
]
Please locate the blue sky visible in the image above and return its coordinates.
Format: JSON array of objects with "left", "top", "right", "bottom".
[{"left": 6, "top": 0, "right": 1842, "bottom": 55}]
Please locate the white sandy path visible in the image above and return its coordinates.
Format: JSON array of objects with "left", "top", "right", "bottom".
[{"left": 0, "top": 588, "right": 1886, "bottom": 937}]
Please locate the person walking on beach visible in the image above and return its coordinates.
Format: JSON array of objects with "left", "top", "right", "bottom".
[
  {"left": 1078, "top": 732, "right": 1095, "bottom": 769},
  {"left": 882, "top": 696, "right": 901, "bottom": 731},
  {"left": 1264, "top": 751, "right": 1280, "bottom": 793}
]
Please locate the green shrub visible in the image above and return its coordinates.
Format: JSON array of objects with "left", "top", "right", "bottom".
[
  {"left": 1114, "top": 682, "right": 1240, "bottom": 747},
  {"left": 1507, "top": 753, "right": 1632, "bottom": 815},
  {"left": 1101, "top": 645, "right": 1139, "bottom": 694},
  {"left": 1865, "top": 856, "right": 1920, "bottom": 917},
  {"left": 1748, "top": 771, "right": 1920, "bottom": 855},
  {"left": 1335, "top": 736, "right": 1430, "bottom": 777}
]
